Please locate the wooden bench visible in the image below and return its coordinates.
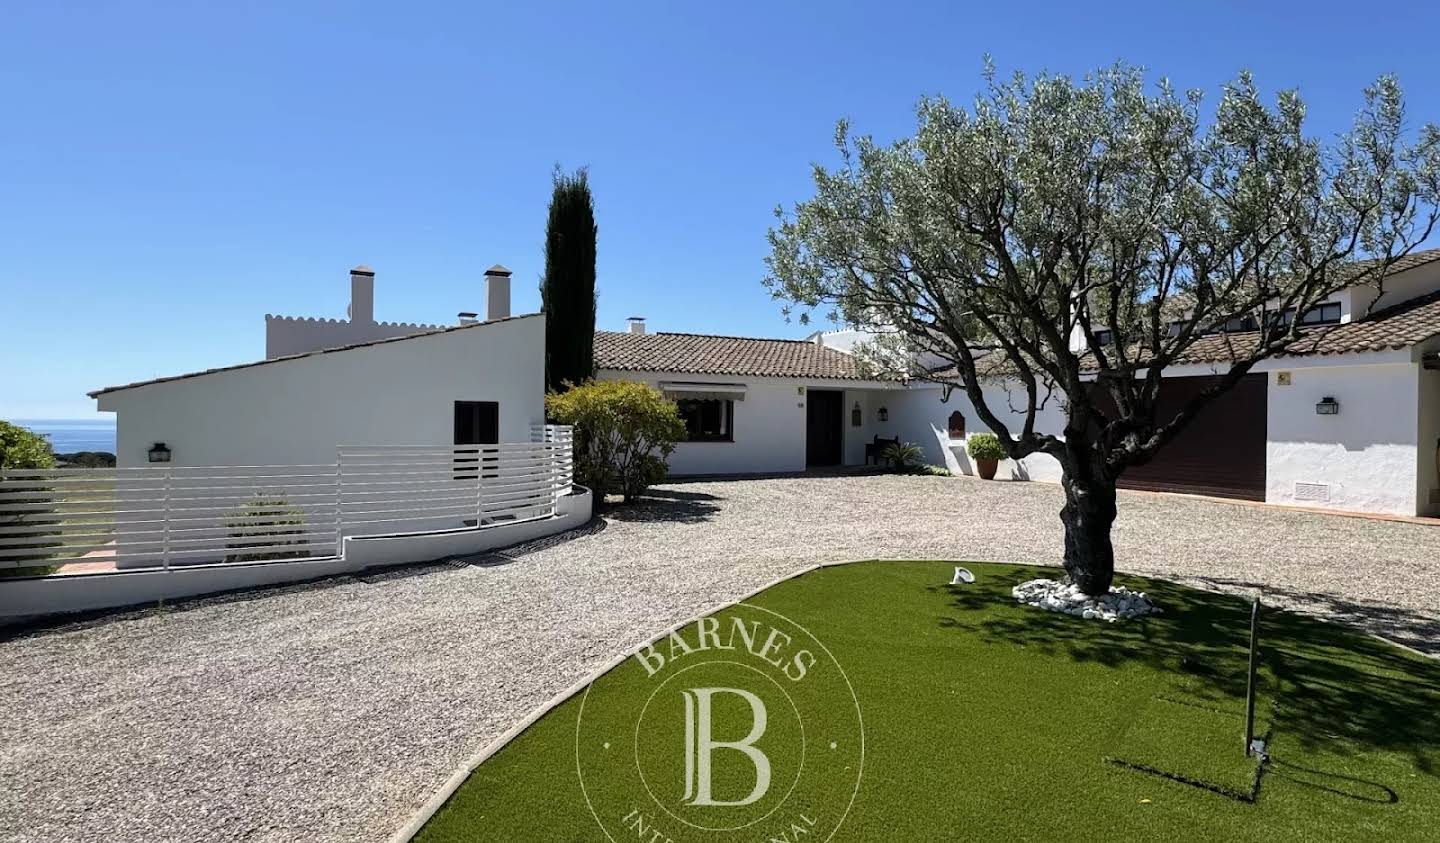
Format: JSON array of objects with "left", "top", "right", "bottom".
[{"left": 864, "top": 435, "right": 900, "bottom": 466}]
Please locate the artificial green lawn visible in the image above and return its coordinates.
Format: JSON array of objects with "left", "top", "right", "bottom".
[{"left": 417, "top": 561, "right": 1440, "bottom": 841}]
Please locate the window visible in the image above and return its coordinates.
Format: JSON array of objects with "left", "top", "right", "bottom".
[
  {"left": 453, "top": 401, "right": 499, "bottom": 482},
  {"left": 677, "top": 398, "right": 734, "bottom": 442},
  {"left": 1093, "top": 330, "right": 1114, "bottom": 347},
  {"left": 453, "top": 401, "right": 499, "bottom": 445},
  {"left": 947, "top": 411, "right": 966, "bottom": 438},
  {"left": 1297, "top": 302, "right": 1342, "bottom": 326}
]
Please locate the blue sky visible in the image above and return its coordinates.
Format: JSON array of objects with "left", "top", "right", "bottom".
[{"left": 4, "top": 1, "right": 1440, "bottom": 418}]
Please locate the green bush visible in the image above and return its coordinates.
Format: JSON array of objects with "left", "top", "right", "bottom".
[
  {"left": 224, "top": 495, "right": 309, "bottom": 562},
  {"left": 966, "top": 432, "right": 1006, "bottom": 461},
  {"left": 0, "top": 420, "right": 55, "bottom": 470},
  {"left": 881, "top": 441, "right": 925, "bottom": 470},
  {"left": 545, "top": 380, "right": 686, "bottom": 502},
  {"left": 0, "top": 420, "right": 60, "bottom": 578}
]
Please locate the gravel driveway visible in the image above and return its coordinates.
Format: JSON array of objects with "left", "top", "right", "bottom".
[{"left": 3, "top": 474, "right": 1438, "bottom": 842}]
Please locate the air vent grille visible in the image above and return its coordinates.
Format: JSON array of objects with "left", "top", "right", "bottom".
[{"left": 1294, "top": 482, "right": 1331, "bottom": 502}]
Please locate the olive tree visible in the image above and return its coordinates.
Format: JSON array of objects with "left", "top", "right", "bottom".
[{"left": 766, "top": 64, "right": 1440, "bottom": 595}]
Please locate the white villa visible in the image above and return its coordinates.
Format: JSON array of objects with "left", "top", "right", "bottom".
[{"left": 91, "top": 255, "right": 1440, "bottom": 518}]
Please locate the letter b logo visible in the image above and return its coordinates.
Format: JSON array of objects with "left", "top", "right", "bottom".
[{"left": 680, "top": 687, "right": 771, "bottom": 807}]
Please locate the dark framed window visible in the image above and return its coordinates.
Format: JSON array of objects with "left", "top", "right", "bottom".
[
  {"left": 947, "top": 411, "right": 966, "bottom": 438},
  {"left": 1297, "top": 302, "right": 1342, "bottom": 326},
  {"left": 1220, "top": 315, "right": 1259, "bottom": 333},
  {"left": 1093, "top": 329, "right": 1114, "bottom": 347},
  {"left": 677, "top": 398, "right": 734, "bottom": 442},
  {"left": 453, "top": 401, "right": 499, "bottom": 445}
]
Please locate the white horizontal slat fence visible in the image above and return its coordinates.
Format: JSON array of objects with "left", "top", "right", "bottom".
[{"left": 0, "top": 426, "right": 574, "bottom": 575}]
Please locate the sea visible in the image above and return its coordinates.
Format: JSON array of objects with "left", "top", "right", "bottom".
[{"left": 10, "top": 418, "right": 117, "bottom": 454}]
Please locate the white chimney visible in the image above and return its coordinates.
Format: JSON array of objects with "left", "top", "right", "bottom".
[
  {"left": 485, "top": 265, "right": 512, "bottom": 321},
  {"left": 627, "top": 316, "right": 647, "bottom": 334},
  {"left": 813, "top": 332, "right": 825, "bottom": 348},
  {"left": 349, "top": 266, "right": 375, "bottom": 324},
  {"left": 458, "top": 311, "right": 479, "bottom": 326}
]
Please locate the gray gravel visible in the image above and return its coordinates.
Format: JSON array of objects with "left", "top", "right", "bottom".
[{"left": 2, "top": 474, "right": 1438, "bottom": 842}]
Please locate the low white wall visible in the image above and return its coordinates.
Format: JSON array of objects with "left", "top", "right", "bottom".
[
  {"left": 99, "top": 315, "right": 547, "bottom": 469},
  {"left": 596, "top": 370, "right": 903, "bottom": 475},
  {"left": 265, "top": 315, "right": 443, "bottom": 360},
  {"left": 0, "top": 488, "right": 591, "bottom": 622},
  {"left": 1265, "top": 362, "right": 1420, "bottom": 515}
]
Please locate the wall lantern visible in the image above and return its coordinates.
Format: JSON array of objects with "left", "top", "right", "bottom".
[
  {"left": 1315, "top": 396, "right": 1340, "bottom": 416},
  {"left": 851, "top": 402, "right": 863, "bottom": 427},
  {"left": 148, "top": 442, "right": 172, "bottom": 463},
  {"left": 877, "top": 406, "right": 889, "bottom": 423}
]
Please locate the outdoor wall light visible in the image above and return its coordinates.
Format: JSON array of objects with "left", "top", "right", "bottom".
[
  {"left": 851, "top": 402, "right": 863, "bottom": 427},
  {"left": 1315, "top": 397, "right": 1340, "bottom": 416},
  {"left": 877, "top": 406, "right": 889, "bottom": 422},
  {"left": 148, "top": 442, "right": 172, "bottom": 463}
]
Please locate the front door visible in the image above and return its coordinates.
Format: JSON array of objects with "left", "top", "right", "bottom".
[{"left": 806, "top": 389, "right": 844, "bottom": 467}]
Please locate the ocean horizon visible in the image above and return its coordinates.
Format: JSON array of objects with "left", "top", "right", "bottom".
[{"left": 9, "top": 418, "right": 117, "bottom": 454}]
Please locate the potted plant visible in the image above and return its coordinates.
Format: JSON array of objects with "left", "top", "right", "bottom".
[{"left": 966, "top": 432, "right": 1004, "bottom": 480}]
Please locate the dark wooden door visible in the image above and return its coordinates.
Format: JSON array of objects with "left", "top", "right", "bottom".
[
  {"left": 806, "top": 390, "right": 844, "bottom": 466},
  {"left": 1100, "top": 374, "right": 1267, "bottom": 501}
]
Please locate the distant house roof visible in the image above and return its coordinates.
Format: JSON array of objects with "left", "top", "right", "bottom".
[
  {"left": 89, "top": 313, "right": 543, "bottom": 397},
  {"left": 594, "top": 331, "right": 868, "bottom": 380},
  {"left": 1164, "top": 285, "right": 1440, "bottom": 366},
  {"left": 928, "top": 285, "right": 1440, "bottom": 382}
]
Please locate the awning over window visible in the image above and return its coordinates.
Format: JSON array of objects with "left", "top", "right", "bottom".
[{"left": 660, "top": 381, "right": 747, "bottom": 402}]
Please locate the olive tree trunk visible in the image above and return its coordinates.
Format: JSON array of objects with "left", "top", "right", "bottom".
[{"left": 1057, "top": 455, "right": 1118, "bottom": 596}]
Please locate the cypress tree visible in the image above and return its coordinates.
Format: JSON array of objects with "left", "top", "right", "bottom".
[{"left": 540, "top": 167, "right": 598, "bottom": 393}]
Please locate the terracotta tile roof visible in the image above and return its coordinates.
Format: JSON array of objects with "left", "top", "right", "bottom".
[
  {"left": 928, "top": 283, "right": 1440, "bottom": 381},
  {"left": 1163, "top": 285, "right": 1440, "bottom": 366},
  {"left": 594, "top": 331, "right": 867, "bottom": 380},
  {"left": 89, "top": 313, "right": 544, "bottom": 397}
]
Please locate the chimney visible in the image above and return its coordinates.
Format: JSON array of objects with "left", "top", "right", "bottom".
[
  {"left": 458, "top": 311, "right": 479, "bottom": 326},
  {"left": 485, "top": 264, "right": 512, "bottom": 321},
  {"left": 349, "top": 265, "right": 375, "bottom": 324},
  {"left": 813, "top": 332, "right": 825, "bottom": 348},
  {"left": 627, "top": 316, "right": 647, "bottom": 335}
]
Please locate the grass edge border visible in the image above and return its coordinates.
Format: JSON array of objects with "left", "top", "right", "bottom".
[
  {"left": 384, "top": 557, "right": 1436, "bottom": 842},
  {"left": 385, "top": 558, "right": 855, "bottom": 843}
]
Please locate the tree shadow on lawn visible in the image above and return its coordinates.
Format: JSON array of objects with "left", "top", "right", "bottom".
[
  {"left": 601, "top": 488, "right": 723, "bottom": 524},
  {"left": 1178, "top": 573, "right": 1440, "bottom": 657},
  {"left": 932, "top": 567, "right": 1440, "bottom": 777}
]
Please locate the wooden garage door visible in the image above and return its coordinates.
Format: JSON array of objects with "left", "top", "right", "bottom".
[{"left": 1102, "top": 374, "right": 1267, "bottom": 501}]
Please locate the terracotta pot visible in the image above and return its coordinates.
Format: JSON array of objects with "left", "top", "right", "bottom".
[{"left": 976, "top": 457, "right": 999, "bottom": 480}]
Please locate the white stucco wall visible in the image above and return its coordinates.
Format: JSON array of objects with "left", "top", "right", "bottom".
[
  {"left": 1346, "top": 259, "right": 1440, "bottom": 318},
  {"left": 596, "top": 370, "right": 902, "bottom": 475},
  {"left": 1264, "top": 361, "right": 1420, "bottom": 515},
  {"left": 98, "top": 314, "right": 547, "bottom": 468},
  {"left": 891, "top": 384, "right": 1066, "bottom": 483}
]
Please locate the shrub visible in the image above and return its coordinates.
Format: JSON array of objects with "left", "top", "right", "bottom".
[
  {"left": 545, "top": 380, "right": 686, "bottom": 502},
  {"left": 966, "top": 432, "right": 1006, "bottom": 461},
  {"left": 0, "top": 421, "right": 60, "bottom": 578},
  {"left": 224, "top": 495, "right": 309, "bottom": 563},
  {"left": 0, "top": 420, "right": 55, "bottom": 470},
  {"left": 881, "top": 441, "right": 925, "bottom": 471}
]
